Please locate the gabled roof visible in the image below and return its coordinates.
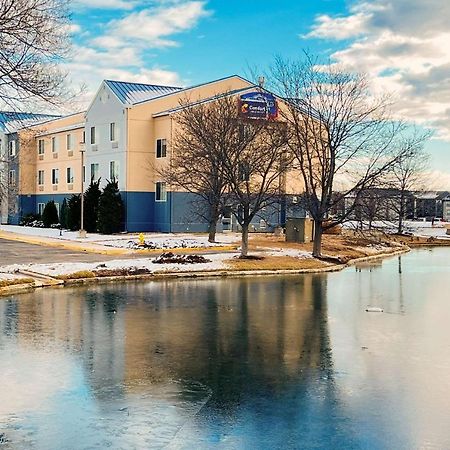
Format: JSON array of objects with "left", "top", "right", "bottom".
[
  {"left": 0, "top": 111, "right": 61, "bottom": 134},
  {"left": 104, "top": 80, "right": 182, "bottom": 105}
]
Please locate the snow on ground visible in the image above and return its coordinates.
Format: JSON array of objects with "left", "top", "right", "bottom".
[
  {"left": 345, "top": 220, "right": 450, "bottom": 238},
  {"left": 264, "top": 247, "right": 313, "bottom": 258},
  {"left": 0, "top": 272, "right": 30, "bottom": 281},
  {"left": 1, "top": 253, "right": 238, "bottom": 277},
  {"left": 0, "top": 225, "right": 240, "bottom": 248}
]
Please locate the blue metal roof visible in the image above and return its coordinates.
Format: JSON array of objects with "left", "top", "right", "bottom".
[
  {"left": 0, "top": 111, "right": 60, "bottom": 133},
  {"left": 105, "top": 80, "right": 182, "bottom": 105}
]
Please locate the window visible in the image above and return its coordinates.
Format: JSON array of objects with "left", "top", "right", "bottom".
[
  {"left": 66, "top": 134, "right": 72, "bottom": 150},
  {"left": 52, "top": 168, "right": 59, "bottom": 185},
  {"left": 9, "top": 140, "right": 16, "bottom": 157},
  {"left": 66, "top": 167, "right": 74, "bottom": 184},
  {"left": 37, "top": 203, "right": 45, "bottom": 216},
  {"left": 110, "top": 123, "right": 116, "bottom": 141},
  {"left": 38, "top": 139, "right": 45, "bottom": 155},
  {"left": 8, "top": 170, "right": 15, "bottom": 185},
  {"left": 38, "top": 170, "right": 44, "bottom": 185},
  {"left": 155, "top": 181, "right": 167, "bottom": 202},
  {"left": 82, "top": 131, "right": 86, "bottom": 144},
  {"left": 90, "top": 127, "right": 96, "bottom": 145},
  {"left": 83, "top": 165, "right": 86, "bottom": 183},
  {"left": 109, "top": 161, "right": 119, "bottom": 180},
  {"left": 90, "top": 163, "right": 99, "bottom": 181},
  {"left": 52, "top": 136, "right": 58, "bottom": 153},
  {"left": 156, "top": 138, "right": 167, "bottom": 158}
]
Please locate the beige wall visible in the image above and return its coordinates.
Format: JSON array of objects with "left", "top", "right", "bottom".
[
  {"left": 19, "top": 112, "right": 85, "bottom": 196},
  {"left": 126, "top": 76, "right": 253, "bottom": 192}
]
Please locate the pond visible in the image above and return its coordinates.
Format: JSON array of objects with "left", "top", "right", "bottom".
[{"left": 0, "top": 248, "right": 449, "bottom": 449}]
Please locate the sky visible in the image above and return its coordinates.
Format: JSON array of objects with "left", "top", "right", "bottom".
[{"left": 68, "top": 0, "right": 450, "bottom": 187}]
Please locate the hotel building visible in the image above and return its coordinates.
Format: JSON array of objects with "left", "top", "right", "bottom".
[{"left": 1, "top": 75, "right": 304, "bottom": 232}]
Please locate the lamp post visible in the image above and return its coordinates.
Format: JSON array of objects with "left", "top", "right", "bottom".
[{"left": 79, "top": 146, "right": 86, "bottom": 238}]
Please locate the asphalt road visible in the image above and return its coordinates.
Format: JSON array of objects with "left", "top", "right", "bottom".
[{"left": 0, "top": 238, "right": 133, "bottom": 265}]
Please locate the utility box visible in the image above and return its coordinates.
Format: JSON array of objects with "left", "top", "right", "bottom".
[{"left": 285, "top": 218, "right": 313, "bottom": 243}]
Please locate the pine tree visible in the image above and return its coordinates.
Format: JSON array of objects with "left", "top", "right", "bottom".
[
  {"left": 42, "top": 200, "right": 59, "bottom": 227},
  {"left": 84, "top": 179, "right": 101, "bottom": 232},
  {"left": 60, "top": 198, "right": 68, "bottom": 229},
  {"left": 67, "top": 194, "right": 81, "bottom": 231},
  {"left": 97, "top": 180, "right": 124, "bottom": 234}
]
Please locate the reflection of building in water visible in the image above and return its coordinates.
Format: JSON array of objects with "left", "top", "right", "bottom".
[
  {"left": 0, "top": 287, "right": 127, "bottom": 396},
  {"left": 122, "top": 276, "right": 333, "bottom": 397}
]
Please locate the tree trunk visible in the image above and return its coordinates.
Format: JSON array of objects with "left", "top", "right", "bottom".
[
  {"left": 207, "top": 204, "right": 221, "bottom": 243},
  {"left": 397, "top": 194, "right": 404, "bottom": 234},
  {"left": 312, "top": 219, "right": 323, "bottom": 258},
  {"left": 241, "top": 223, "right": 249, "bottom": 258}
]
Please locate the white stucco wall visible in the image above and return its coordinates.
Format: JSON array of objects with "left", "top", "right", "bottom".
[{"left": 84, "top": 82, "right": 127, "bottom": 191}]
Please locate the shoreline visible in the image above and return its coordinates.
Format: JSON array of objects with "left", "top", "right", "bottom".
[{"left": 0, "top": 247, "right": 410, "bottom": 298}]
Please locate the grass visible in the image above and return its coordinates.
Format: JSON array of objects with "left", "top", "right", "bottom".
[
  {"left": 227, "top": 256, "right": 329, "bottom": 271},
  {"left": 57, "top": 270, "right": 96, "bottom": 280},
  {"left": 0, "top": 278, "right": 34, "bottom": 288}
]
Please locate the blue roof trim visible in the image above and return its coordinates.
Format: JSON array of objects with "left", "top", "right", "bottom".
[
  {"left": 104, "top": 80, "right": 182, "bottom": 105},
  {"left": 0, "top": 111, "right": 61, "bottom": 133}
]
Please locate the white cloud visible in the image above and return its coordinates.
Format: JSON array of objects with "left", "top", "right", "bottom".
[
  {"left": 65, "top": 1, "right": 209, "bottom": 108},
  {"left": 107, "top": 1, "right": 211, "bottom": 48},
  {"left": 305, "top": 0, "right": 450, "bottom": 140},
  {"left": 75, "top": 0, "right": 139, "bottom": 10}
]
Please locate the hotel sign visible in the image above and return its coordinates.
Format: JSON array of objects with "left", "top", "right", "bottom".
[{"left": 239, "top": 92, "right": 278, "bottom": 120}]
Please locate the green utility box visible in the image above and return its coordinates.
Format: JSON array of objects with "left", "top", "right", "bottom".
[{"left": 285, "top": 218, "right": 313, "bottom": 243}]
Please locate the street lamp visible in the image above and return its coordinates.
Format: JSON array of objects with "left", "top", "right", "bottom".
[{"left": 79, "top": 145, "right": 86, "bottom": 238}]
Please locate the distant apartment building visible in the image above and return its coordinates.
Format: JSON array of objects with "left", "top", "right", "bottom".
[{"left": 5, "top": 75, "right": 305, "bottom": 232}]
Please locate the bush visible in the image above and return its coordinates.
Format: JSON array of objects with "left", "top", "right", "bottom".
[
  {"left": 67, "top": 194, "right": 81, "bottom": 231},
  {"left": 97, "top": 180, "right": 124, "bottom": 234},
  {"left": 20, "top": 213, "right": 41, "bottom": 226},
  {"left": 84, "top": 179, "right": 101, "bottom": 232},
  {"left": 60, "top": 198, "right": 69, "bottom": 229},
  {"left": 42, "top": 201, "right": 59, "bottom": 228}
]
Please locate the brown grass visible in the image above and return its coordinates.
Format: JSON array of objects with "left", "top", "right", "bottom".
[
  {"left": 227, "top": 256, "right": 329, "bottom": 271},
  {"left": 0, "top": 278, "right": 34, "bottom": 288},
  {"left": 57, "top": 270, "right": 96, "bottom": 280}
]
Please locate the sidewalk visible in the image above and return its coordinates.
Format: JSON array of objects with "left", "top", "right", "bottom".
[{"left": 0, "top": 225, "right": 239, "bottom": 255}]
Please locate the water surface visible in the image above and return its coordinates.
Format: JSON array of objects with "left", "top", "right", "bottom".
[{"left": 1, "top": 248, "right": 449, "bottom": 449}]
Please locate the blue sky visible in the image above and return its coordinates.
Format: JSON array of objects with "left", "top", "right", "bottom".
[{"left": 68, "top": 0, "right": 450, "bottom": 186}]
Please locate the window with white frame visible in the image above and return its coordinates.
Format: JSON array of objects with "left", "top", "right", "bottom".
[
  {"left": 66, "top": 134, "right": 72, "bottom": 150},
  {"left": 90, "top": 127, "right": 96, "bottom": 144},
  {"left": 156, "top": 138, "right": 167, "bottom": 158},
  {"left": 110, "top": 122, "right": 116, "bottom": 141},
  {"left": 52, "top": 168, "right": 59, "bottom": 184},
  {"left": 38, "top": 170, "right": 44, "bottom": 185},
  {"left": 9, "top": 140, "right": 16, "bottom": 157},
  {"left": 109, "top": 161, "right": 119, "bottom": 180},
  {"left": 66, "top": 167, "right": 74, "bottom": 184},
  {"left": 37, "top": 203, "right": 45, "bottom": 216},
  {"left": 38, "top": 139, "right": 45, "bottom": 155},
  {"left": 52, "top": 136, "right": 58, "bottom": 153},
  {"left": 8, "top": 170, "right": 15, "bottom": 185},
  {"left": 83, "top": 165, "right": 86, "bottom": 183},
  {"left": 155, "top": 181, "right": 167, "bottom": 202},
  {"left": 90, "top": 163, "right": 99, "bottom": 181},
  {"left": 82, "top": 131, "right": 86, "bottom": 144}
]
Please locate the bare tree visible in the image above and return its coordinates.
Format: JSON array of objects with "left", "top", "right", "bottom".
[
  {"left": 221, "top": 120, "right": 290, "bottom": 257},
  {"left": 160, "top": 95, "right": 235, "bottom": 242},
  {"left": 389, "top": 133, "right": 430, "bottom": 234},
  {"left": 0, "top": 0, "right": 71, "bottom": 109},
  {"left": 269, "top": 54, "right": 410, "bottom": 257}
]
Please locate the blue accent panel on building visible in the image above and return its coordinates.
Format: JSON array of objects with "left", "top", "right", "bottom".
[
  {"left": 170, "top": 192, "right": 211, "bottom": 233},
  {"left": 122, "top": 191, "right": 154, "bottom": 232}
]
